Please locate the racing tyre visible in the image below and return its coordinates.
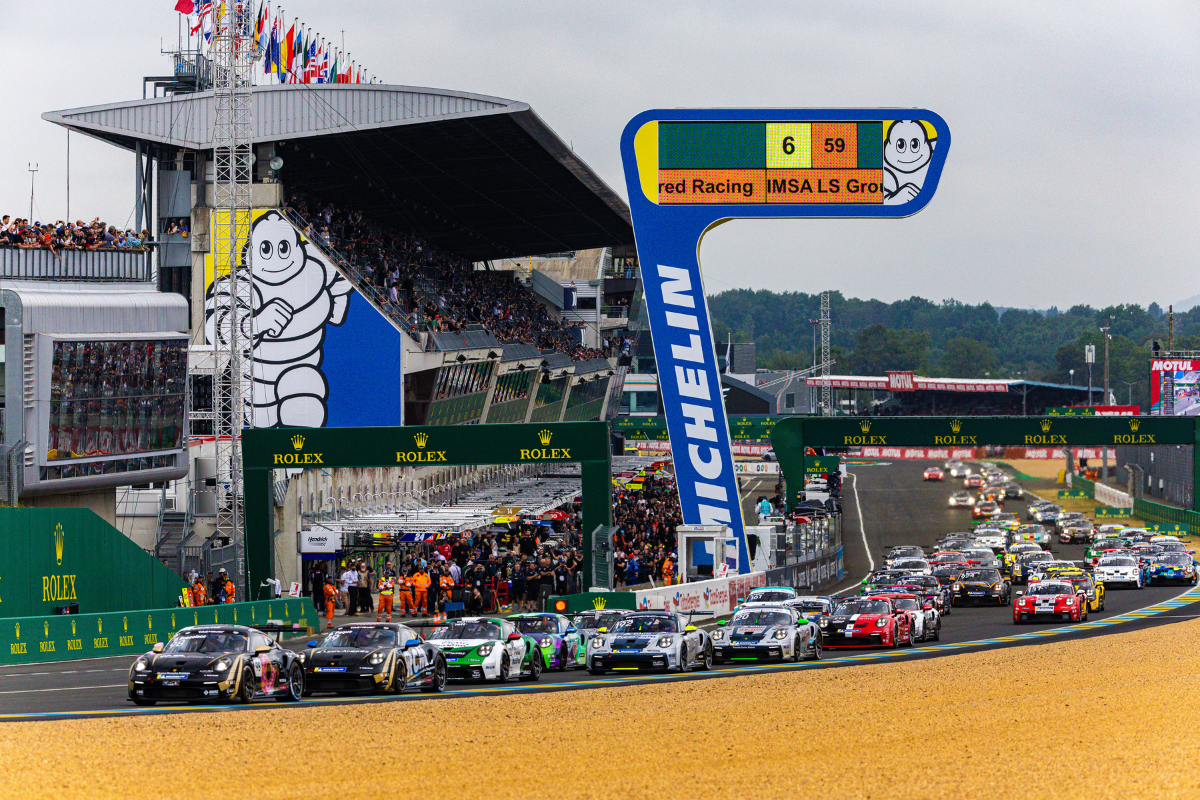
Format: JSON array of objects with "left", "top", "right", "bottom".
[
  {"left": 588, "top": 668, "right": 607, "bottom": 676},
  {"left": 678, "top": 645, "right": 690, "bottom": 672},
  {"left": 698, "top": 644, "right": 713, "bottom": 671},
  {"left": 422, "top": 656, "right": 447, "bottom": 693},
  {"left": 279, "top": 664, "right": 304, "bottom": 702},
  {"left": 520, "top": 650, "right": 542, "bottom": 682},
  {"left": 808, "top": 633, "right": 822, "bottom": 661},
  {"left": 932, "top": 620, "right": 941, "bottom": 641},
  {"left": 389, "top": 660, "right": 406, "bottom": 695},
  {"left": 498, "top": 654, "right": 511, "bottom": 683},
  {"left": 131, "top": 697, "right": 156, "bottom": 706},
  {"left": 556, "top": 645, "right": 568, "bottom": 672},
  {"left": 235, "top": 667, "right": 256, "bottom": 703},
  {"left": 792, "top": 636, "right": 802, "bottom": 663}
]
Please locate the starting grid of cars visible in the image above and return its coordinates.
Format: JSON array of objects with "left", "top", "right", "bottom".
[{"left": 123, "top": 459, "right": 1200, "bottom": 708}]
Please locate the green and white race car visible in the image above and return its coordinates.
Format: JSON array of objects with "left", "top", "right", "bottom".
[{"left": 425, "top": 617, "right": 542, "bottom": 683}]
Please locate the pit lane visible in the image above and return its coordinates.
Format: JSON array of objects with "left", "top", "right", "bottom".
[{"left": 4, "top": 459, "right": 1197, "bottom": 721}]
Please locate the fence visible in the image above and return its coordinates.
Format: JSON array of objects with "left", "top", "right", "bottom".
[
  {"left": 1069, "top": 471, "right": 1200, "bottom": 529},
  {"left": 591, "top": 525, "right": 613, "bottom": 590},
  {"left": 761, "top": 514, "right": 845, "bottom": 592},
  {"left": 1116, "top": 444, "right": 1194, "bottom": 509},
  {"left": 0, "top": 247, "right": 152, "bottom": 282}
]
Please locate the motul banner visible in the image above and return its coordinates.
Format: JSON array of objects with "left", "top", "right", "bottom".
[{"left": 887, "top": 371, "right": 916, "bottom": 392}]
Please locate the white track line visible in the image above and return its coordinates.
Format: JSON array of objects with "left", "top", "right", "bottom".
[
  {"left": 851, "top": 471, "right": 875, "bottom": 572},
  {"left": 0, "top": 684, "right": 125, "bottom": 695}
]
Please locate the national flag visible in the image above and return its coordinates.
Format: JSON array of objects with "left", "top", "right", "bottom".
[
  {"left": 191, "top": 0, "right": 214, "bottom": 41},
  {"left": 174, "top": 0, "right": 194, "bottom": 13},
  {"left": 318, "top": 44, "right": 329, "bottom": 83},
  {"left": 251, "top": 1, "right": 263, "bottom": 45},
  {"left": 281, "top": 22, "right": 294, "bottom": 81},
  {"left": 329, "top": 51, "right": 338, "bottom": 84}
]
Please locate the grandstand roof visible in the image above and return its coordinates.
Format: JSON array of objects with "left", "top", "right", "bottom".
[
  {"left": 806, "top": 374, "right": 1096, "bottom": 396},
  {"left": 42, "top": 84, "right": 632, "bottom": 261}
]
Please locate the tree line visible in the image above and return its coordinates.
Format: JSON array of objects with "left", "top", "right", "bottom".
[{"left": 708, "top": 290, "right": 1200, "bottom": 410}]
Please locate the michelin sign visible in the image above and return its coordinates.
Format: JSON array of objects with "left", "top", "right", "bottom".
[{"left": 620, "top": 109, "right": 950, "bottom": 572}]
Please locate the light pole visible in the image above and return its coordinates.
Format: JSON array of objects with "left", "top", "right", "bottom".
[
  {"left": 1069, "top": 368, "right": 1074, "bottom": 385},
  {"left": 1100, "top": 315, "right": 1114, "bottom": 481},
  {"left": 808, "top": 317, "right": 819, "bottom": 413}
]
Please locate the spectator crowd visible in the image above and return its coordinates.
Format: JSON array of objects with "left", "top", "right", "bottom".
[
  {"left": 286, "top": 196, "right": 626, "bottom": 361},
  {"left": 0, "top": 216, "right": 150, "bottom": 253},
  {"left": 611, "top": 472, "right": 682, "bottom": 587}
]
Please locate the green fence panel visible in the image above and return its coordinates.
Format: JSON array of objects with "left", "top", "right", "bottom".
[
  {"left": 0, "top": 508, "right": 189, "bottom": 619},
  {"left": 1134, "top": 498, "right": 1200, "bottom": 528},
  {"left": 544, "top": 592, "right": 638, "bottom": 615},
  {"left": 0, "top": 598, "right": 315, "bottom": 666}
]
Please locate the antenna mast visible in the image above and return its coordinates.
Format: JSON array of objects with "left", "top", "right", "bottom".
[
  {"left": 211, "top": 1, "right": 258, "bottom": 594},
  {"left": 819, "top": 291, "right": 831, "bottom": 415}
]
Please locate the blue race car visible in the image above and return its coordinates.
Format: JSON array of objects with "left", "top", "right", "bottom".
[{"left": 1146, "top": 553, "right": 1200, "bottom": 585}]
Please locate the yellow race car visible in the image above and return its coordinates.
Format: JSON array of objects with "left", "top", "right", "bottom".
[{"left": 1059, "top": 571, "right": 1105, "bottom": 613}]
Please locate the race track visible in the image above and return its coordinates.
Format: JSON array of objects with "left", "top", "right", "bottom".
[{"left": 4, "top": 460, "right": 1198, "bottom": 721}]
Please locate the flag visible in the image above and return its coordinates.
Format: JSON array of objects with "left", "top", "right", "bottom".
[
  {"left": 251, "top": 1, "right": 263, "bottom": 45},
  {"left": 319, "top": 43, "right": 329, "bottom": 83},
  {"left": 269, "top": 14, "right": 281, "bottom": 75},
  {"left": 282, "top": 23, "right": 295, "bottom": 81},
  {"left": 174, "top": 0, "right": 194, "bottom": 13},
  {"left": 191, "top": 0, "right": 214, "bottom": 41},
  {"left": 329, "top": 51, "right": 338, "bottom": 84}
]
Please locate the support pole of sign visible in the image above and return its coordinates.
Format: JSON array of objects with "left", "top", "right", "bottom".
[
  {"left": 770, "top": 418, "right": 805, "bottom": 515},
  {"left": 242, "top": 467, "right": 274, "bottom": 600},
  {"left": 580, "top": 457, "right": 613, "bottom": 591},
  {"left": 1193, "top": 417, "right": 1200, "bottom": 513}
]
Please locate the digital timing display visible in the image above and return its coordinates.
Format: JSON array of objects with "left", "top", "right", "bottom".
[{"left": 639, "top": 120, "right": 937, "bottom": 206}]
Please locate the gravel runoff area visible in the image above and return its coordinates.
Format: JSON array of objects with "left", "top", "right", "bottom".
[{"left": 5, "top": 619, "right": 1200, "bottom": 799}]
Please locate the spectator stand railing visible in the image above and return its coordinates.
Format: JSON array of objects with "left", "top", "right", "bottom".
[
  {"left": 0, "top": 246, "right": 152, "bottom": 282},
  {"left": 282, "top": 206, "right": 422, "bottom": 344}
]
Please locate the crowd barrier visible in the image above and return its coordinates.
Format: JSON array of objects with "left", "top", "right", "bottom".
[
  {"left": 0, "top": 598, "right": 315, "bottom": 666},
  {"left": 1067, "top": 473, "right": 1200, "bottom": 529},
  {"left": 763, "top": 546, "right": 845, "bottom": 593},
  {"left": 633, "top": 572, "right": 767, "bottom": 614}
]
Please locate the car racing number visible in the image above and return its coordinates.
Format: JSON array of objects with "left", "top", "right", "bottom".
[{"left": 403, "top": 646, "right": 430, "bottom": 685}]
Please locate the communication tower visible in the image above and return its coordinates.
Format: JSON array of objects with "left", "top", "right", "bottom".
[{"left": 819, "top": 291, "right": 831, "bottom": 415}]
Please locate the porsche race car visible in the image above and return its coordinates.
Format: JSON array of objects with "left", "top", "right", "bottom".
[
  {"left": 819, "top": 596, "right": 915, "bottom": 649},
  {"left": 1146, "top": 553, "right": 1200, "bottom": 585},
  {"left": 302, "top": 622, "right": 446, "bottom": 695},
  {"left": 948, "top": 491, "right": 973, "bottom": 507},
  {"left": 588, "top": 611, "right": 713, "bottom": 674},
  {"left": 425, "top": 617, "right": 543, "bottom": 683},
  {"left": 1013, "top": 581, "right": 1088, "bottom": 623},
  {"left": 1092, "top": 555, "right": 1144, "bottom": 588},
  {"left": 950, "top": 568, "right": 1011, "bottom": 606},
  {"left": 128, "top": 625, "right": 304, "bottom": 706},
  {"left": 923, "top": 467, "right": 945, "bottom": 481},
  {"left": 712, "top": 604, "right": 822, "bottom": 663},
  {"left": 507, "top": 612, "right": 585, "bottom": 670}
]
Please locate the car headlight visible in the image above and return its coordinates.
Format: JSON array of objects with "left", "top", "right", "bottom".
[
  {"left": 1065, "top": 599, "right": 1074, "bottom": 605},
  {"left": 477, "top": 644, "right": 494, "bottom": 657},
  {"left": 657, "top": 636, "right": 674, "bottom": 648},
  {"left": 369, "top": 652, "right": 385, "bottom": 665},
  {"left": 773, "top": 629, "right": 789, "bottom": 640},
  {"left": 297, "top": 651, "right": 306, "bottom": 663},
  {"left": 713, "top": 630, "right": 725, "bottom": 640},
  {"left": 134, "top": 660, "right": 148, "bottom": 672},
  {"left": 875, "top": 618, "right": 887, "bottom": 628},
  {"left": 215, "top": 658, "right": 231, "bottom": 672},
  {"left": 819, "top": 618, "right": 828, "bottom": 627},
  {"left": 591, "top": 637, "right": 605, "bottom": 649},
  {"left": 539, "top": 637, "right": 554, "bottom": 648}
]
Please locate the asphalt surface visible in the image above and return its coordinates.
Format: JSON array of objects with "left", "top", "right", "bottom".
[{"left": 3, "top": 459, "right": 1197, "bottom": 721}]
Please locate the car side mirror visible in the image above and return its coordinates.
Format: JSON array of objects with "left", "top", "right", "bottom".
[
  {"left": 151, "top": 642, "right": 165, "bottom": 653},
  {"left": 598, "top": 627, "right": 607, "bottom": 634},
  {"left": 685, "top": 625, "right": 697, "bottom": 633},
  {"left": 923, "top": 603, "right": 932, "bottom": 610},
  {"left": 717, "top": 620, "right": 727, "bottom": 627},
  {"left": 404, "top": 639, "right": 420, "bottom": 649},
  {"left": 255, "top": 644, "right": 271, "bottom": 654},
  {"left": 306, "top": 640, "right": 318, "bottom": 648},
  {"left": 1015, "top": 591, "right": 1024, "bottom": 597},
  {"left": 507, "top": 632, "right": 522, "bottom": 641},
  {"left": 565, "top": 627, "right": 577, "bottom": 634}
]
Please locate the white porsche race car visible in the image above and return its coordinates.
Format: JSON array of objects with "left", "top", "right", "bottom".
[
  {"left": 711, "top": 603, "right": 822, "bottom": 663},
  {"left": 587, "top": 611, "right": 713, "bottom": 675}
]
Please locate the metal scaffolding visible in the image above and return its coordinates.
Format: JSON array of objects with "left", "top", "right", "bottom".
[
  {"left": 819, "top": 291, "right": 831, "bottom": 415},
  {"left": 210, "top": 2, "right": 258, "bottom": 592}
]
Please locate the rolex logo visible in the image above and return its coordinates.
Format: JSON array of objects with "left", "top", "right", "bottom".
[
  {"left": 1129, "top": 418, "right": 1141, "bottom": 431},
  {"left": 291, "top": 434, "right": 305, "bottom": 451},
  {"left": 97, "top": 619, "right": 103, "bottom": 634},
  {"left": 592, "top": 596, "right": 607, "bottom": 609},
  {"left": 14, "top": 623, "right": 19, "bottom": 639},
  {"left": 414, "top": 432, "right": 429, "bottom": 449},
  {"left": 539, "top": 429, "right": 553, "bottom": 446},
  {"left": 52, "top": 523, "right": 65, "bottom": 565},
  {"left": 1039, "top": 419, "right": 1052, "bottom": 433},
  {"left": 950, "top": 419, "right": 962, "bottom": 433},
  {"left": 859, "top": 420, "right": 872, "bottom": 433},
  {"left": 147, "top": 615, "right": 152, "bottom": 630},
  {"left": 123, "top": 616, "right": 128, "bottom": 632},
  {"left": 71, "top": 620, "right": 76, "bottom": 636},
  {"left": 171, "top": 613, "right": 176, "bottom": 629}
]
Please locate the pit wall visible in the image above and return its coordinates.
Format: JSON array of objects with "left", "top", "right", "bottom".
[{"left": 0, "top": 598, "right": 314, "bottom": 666}]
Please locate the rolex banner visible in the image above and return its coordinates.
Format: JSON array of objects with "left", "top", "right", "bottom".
[
  {"left": 0, "top": 509, "right": 188, "bottom": 619},
  {"left": 544, "top": 592, "right": 638, "bottom": 616},
  {"left": 0, "top": 599, "right": 314, "bottom": 666}
]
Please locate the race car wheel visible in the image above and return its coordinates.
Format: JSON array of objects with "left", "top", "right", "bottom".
[
  {"left": 698, "top": 644, "right": 713, "bottom": 671},
  {"left": 588, "top": 667, "right": 607, "bottom": 676},
  {"left": 520, "top": 650, "right": 543, "bottom": 682},
  {"left": 422, "top": 656, "right": 447, "bottom": 693},
  {"left": 678, "top": 645, "right": 690, "bottom": 672},
  {"left": 808, "top": 633, "right": 822, "bottom": 661},
  {"left": 498, "top": 654, "right": 511, "bottom": 683},
  {"left": 389, "top": 660, "right": 406, "bottom": 695},
  {"left": 791, "top": 636, "right": 802, "bottom": 662},
  {"left": 131, "top": 697, "right": 157, "bottom": 706},
  {"left": 932, "top": 620, "right": 941, "bottom": 641},
  {"left": 279, "top": 664, "right": 304, "bottom": 702},
  {"left": 556, "top": 645, "right": 568, "bottom": 671},
  {"left": 235, "top": 667, "right": 256, "bottom": 703}
]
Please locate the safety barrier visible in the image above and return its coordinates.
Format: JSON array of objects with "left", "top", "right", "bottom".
[
  {"left": 1068, "top": 473, "right": 1200, "bottom": 528},
  {"left": 633, "top": 572, "right": 766, "bottom": 614},
  {"left": 0, "top": 598, "right": 315, "bottom": 666}
]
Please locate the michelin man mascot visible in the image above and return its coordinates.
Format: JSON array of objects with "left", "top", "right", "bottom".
[{"left": 205, "top": 211, "right": 353, "bottom": 427}]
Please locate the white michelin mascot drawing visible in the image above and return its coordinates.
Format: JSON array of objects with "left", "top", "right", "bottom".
[
  {"left": 882, "top": 120, "right": 936, "bottom": 205},
  {"left": 205, "top": 210, "right": 353, "bottom": 427}
]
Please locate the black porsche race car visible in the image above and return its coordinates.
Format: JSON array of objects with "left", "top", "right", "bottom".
[
  {"left": 301, "top": 622, "right": 447, "bottom": 695},
  {"left": 128, "top": 625, "right": 304, "bottom": 706},
  {"left": 950, "top": 568, "right": 1012, "bottom": 606}
]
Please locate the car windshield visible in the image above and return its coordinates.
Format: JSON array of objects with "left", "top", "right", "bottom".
[
  {"left": 889, "top": 547, "right": 923, "bottom": 559},
  {"left": 427, "top": 622, "right": 501, "bottom": 641},
  {"left": 512, "top": 617, "right": 560, "bottom": 634},
  {"left": 163, "top": 631, "right": 247, "bottom": 654},
  {"left": 960, "top": 570, "right": 1000, "bottom": 582},
  {"left": 1159, "top": 554, "right": 1192, "bottom": 566},
  {"left": 324, "top": 628, "right": 399, "bottom": 648},
  {"left": 893, "top": 599, "right": 921, "bottom": 611},
  {"left": 615, "top": 616, "right": 679, "bottom": 633},
  {"left": 1022, "top": 552, "right": 1053, "bottom": 563},
  {"left": 793, "top": 601, "right": 830, "bottom": 613},
  {"left": 1099, "top": 557, "right": 1137, "bottom": 567},
  {"left": 572, "top": 612, "right": 625, "bottom": 630},
  {"left": 961, "top": 550, "right": 992, "bottom": 559},
  {"left": 747, "top": 590, "right": 794, "bottom": 603},
  {"left": 1028, "top": 583, "right": 1072, "bottom": 596},
  {"left": 732, "top": 610, "right": 791, "bottom": 626},
  {"left": 834, "top": 600, "right": 890, "bottom": 615},
  {"left": 1159, "top": 543, "right": 1188, "bottom": 552},
  {"left": 1094, "top": 540, "right": 1124, "bottom": 549},
  {"left": 893, "top": 559, "right": 928, "bottom": 569}
]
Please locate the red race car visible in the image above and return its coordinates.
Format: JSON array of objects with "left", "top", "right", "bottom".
[
  {"left": 963, "top": 475, "right": 985, "bottom": 489},
  {"left": 821, "top": 596, "right": 915, "bottom": 648},
  {"left": 922, "top": 467, "right": 944, "bottom": 481},
  {"left": 1012, "top": 580, "right": 1087, "bottom": 623},
  {"left": 972, "top": 501, "right": 1000, "bottom": 519}
]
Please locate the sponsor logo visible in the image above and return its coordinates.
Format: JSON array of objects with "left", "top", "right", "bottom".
[
  {"left": 414, "top": 432, "right": 429, "bottom": 449},
  {"left": 538, "top": 429, "right": 553, "bottom": 446},
  {"left": 275, "top": 436, "right": 323, "bottom": 465},
  {"left": 950, "top": 419, "right": 962, "bottom": 433},
  {"left": 859, "top": 420, "right": 872, "bottom": 433},
  {"left": 591, "top": 596, "right": 607, "bottom": 609},
  {"left": 291, "top": 434, "right": 305, "bottom": 451},
  {"left": 1040, "top": 419, "right": 1052, "bottom": 433},
  {"left": 1129, "top": 418, "right": 1141, "bottom": 431},
  {"left": 52, "top": 523, "right": 65, "bottom": 565}
]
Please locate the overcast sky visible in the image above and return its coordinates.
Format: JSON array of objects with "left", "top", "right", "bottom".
[{"left": 1, "top": 1, "right": 1196, "bottom": 309}]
